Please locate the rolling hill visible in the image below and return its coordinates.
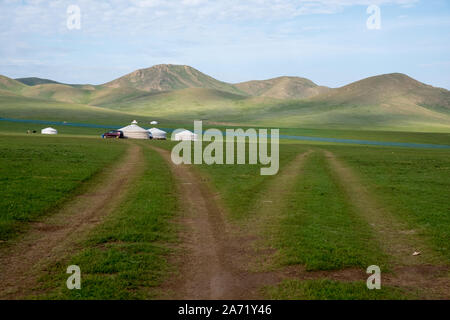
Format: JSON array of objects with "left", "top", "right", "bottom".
[
  {"left": 104, "top": 64, "right": 247, "bottom": 96},
  {"left": 0, "top": 75, "right": 27, "bottom": 94},
  {"left": 311, "top": 73, "right": 450, "bottom": 110},
  {"left": 239, "top": 73, "right": 450, "bottom": 131},
  {"left": 15, "top": 77, "right": 62, "bottom": 86},
  {"left": 235, "top": 76, "right": 330, "bottom": 99},
  {"left": 1, "top": 66, "right": 449, "bottom": 132}
]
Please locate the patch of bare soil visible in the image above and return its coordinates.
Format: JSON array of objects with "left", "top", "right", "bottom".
[{"left": 0, "top": 144, "right": 144, "bottom": 299}]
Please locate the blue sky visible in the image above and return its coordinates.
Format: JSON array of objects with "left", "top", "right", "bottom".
[{"left": 1, "top": 0, "right": 449, "bottom": 88}]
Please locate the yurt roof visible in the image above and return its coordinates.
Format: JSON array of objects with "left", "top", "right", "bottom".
[
  {"left": 119, "top": 124, "right": 148, "bottom": 132},
  {"left": 43, "top": 127, "right": 56, "bottom": 131},
  {"left": 148, "top": 128, "right": 167, "bottom": 134},
  {"left": 176, "top": 129, "right": 196, "bottom": 135}
]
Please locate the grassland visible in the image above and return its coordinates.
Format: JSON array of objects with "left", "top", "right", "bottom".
[
  {"left": 263, "top": 279, "right": 413, "bottom": 300},
  {"left": 33, "top": 145, "right": 179, "bottom": 299},
  {"left": 1, "top": 63, "right": 449, "bottom": 300},
  {"left": 328, "top": 145, "right": 450, "bottom": 261},
  {"left": 0, "top": 134, "right": 127, "bottom": 241},
  {"left": 274, "top": 152, "right": 387, "bottom": 271},
  {"left": 0, "top": 94, "right": 155, "bottom": 126},
  {"left": 0, "top": 131, "right": 447, "bottom": 299},
  {"left": 184, "top": 140, "right": 449, "bottom": 299}
]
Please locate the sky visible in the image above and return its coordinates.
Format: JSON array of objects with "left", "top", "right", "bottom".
[{"left": 0, "top": 0, "right": 449, "bottom": 89}]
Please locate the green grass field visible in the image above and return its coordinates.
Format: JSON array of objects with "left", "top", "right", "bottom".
[
  {"left": 273, "top": 152, "right": 387, "bottom": 271},
  {"left": 327, "top": 145, "right": 450, "bottom": 261},
  {"left": 0, "top": 127, "right": 448, "bottom": 300},
  {"left": 263, "top": 279, "right": 413, "bottom": 300},
  {"left": 33, "top": 145, "right": 179, "bottom": 299},
  {"left": 0, "top": 134, "right": 127, "bottom": 241}
]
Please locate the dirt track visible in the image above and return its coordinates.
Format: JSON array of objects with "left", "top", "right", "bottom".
[
  {"left": 150, "top": 146, "right": 318, "bottom": 299},
  {"left": 1, "top": 142, "right": 448, "bottom": 300},
  {"left": 0, "top": 144, "right": 144, "bottom": 299},
  {"left": 323, "top": 150, "right": 450, "bottom": 299}
]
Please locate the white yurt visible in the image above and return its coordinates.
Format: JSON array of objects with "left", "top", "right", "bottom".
[
  {"left": 173, "top": 129, "right": 198, "bottom": 141},
  {"left": 119, "top": 122, "right": 150, "bottom": 140},
  {"left": 150, "top": 121, "right": 159, "bottom": 125},
  {"left": 148, "top": 128, "right": 167, "bottom": 140},
  {"left": 41, "top": 127, "right": 58, "bottom": 135}
]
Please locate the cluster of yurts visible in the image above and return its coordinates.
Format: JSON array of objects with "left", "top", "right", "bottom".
[
  {"left": 119, "top": 120, "right": 198, "bottom": 141},
  {"left": 119, "top": 120, "right": 167, "bottom": 140},
  {"left": 40, "top": 120, "right": 198, "bottom": 141}
]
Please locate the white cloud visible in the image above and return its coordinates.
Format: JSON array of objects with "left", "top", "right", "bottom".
[{"left": 0, "top": 0, "right": 420, "bottom": 36}]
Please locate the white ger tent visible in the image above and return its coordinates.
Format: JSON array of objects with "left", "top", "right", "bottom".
[
  {"left": 150, "top": 121, "right": 159, "bottom": 125},
  {"left": 119, "top": 122, "right": 150, "bottom": 140},
  {"left": 41, "top": 127, "right": 58, "bottom": 135},
  {"left": 173, "top": 129, "right": 198, "bottom": 141},
  {"left": 148, "top": 128, "right": 167, "bottom": 140}
]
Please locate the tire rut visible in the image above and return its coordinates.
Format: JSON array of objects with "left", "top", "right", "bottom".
[
  {"left": 149, "top": 146, "right": 312, "bottom": 299},
  {"left": 323, "top": 150, "right": 449, "bottom": 298},
  {"left": 0, "top": 143, "right": 144, "bottom": 299}
]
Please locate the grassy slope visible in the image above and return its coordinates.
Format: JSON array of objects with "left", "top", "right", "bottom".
[
  {"left": 235, "top": 76, "right": 329, "bottom": 99},
  {"left": 0, "top": 94, "right": 157, "bottom": 126},
  {"left": 15, "top": 77, "right": 61, "bottom": 86},
  {"left": 99, "top": 87, "right": 250, "bottom": 119},
  {"left": 35, "top": 144, "right": 179, "bottom": 299},
  {"left": 104, "top": 64, "right": 246, "bottom": 95},
  {"left": 2, "top": 70, "right": 450, "bottom": 132},
  {"left": 97, "top": 72, "right": 450, "bottom": 132},
  {"left": 0, "top": 75, "right": 27, "bottom": 93},
  {"left": 18, "top": 83, "right": 151, "bottom": 106},
  {"left": 226, "top": 98, "right": 450, "bottom": 132},
  {"left": 0, "top": 134, "right": 127, "bottom": 241}
]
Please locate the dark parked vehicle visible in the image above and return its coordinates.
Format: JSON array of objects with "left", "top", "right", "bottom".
[{"left": 102, "top": 130, "right": 124, "bottom": 139}]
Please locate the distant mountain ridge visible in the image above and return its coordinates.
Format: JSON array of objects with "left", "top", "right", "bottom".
[
  {"left": 15, "top": 77, "right": 62, "bottom": 86},
  {"left": 104, "top": 64, "right": 246, "bottom": 96},
  {"left": 313, "top": 73, "right": 450, "bottom": 106},
  {"left": 1, "top": 65, "right": 449, "bottom": 131},
  {"left": 235, "top": 76, "right": 330, "bottom": 99}
]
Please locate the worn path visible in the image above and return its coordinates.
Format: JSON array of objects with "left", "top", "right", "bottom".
[{"left": 0, "top": 144, "right": 144, "bottom": 299}]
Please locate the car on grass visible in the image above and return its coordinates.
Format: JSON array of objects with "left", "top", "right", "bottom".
[{"left": 102, "top": 130, "right": 124, "bottom": 139}]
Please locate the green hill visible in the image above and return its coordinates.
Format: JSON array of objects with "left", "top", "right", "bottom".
[
  {"left": 15, "top": 77, "right": 62, "bottom": 86},
  {"left": 311, "top": 73, "right": 450, "bottom": 110},
  {"left": 98, "top": 87, "right": 253, "bottom": 119},
  {"left": 104, "top": 64, "right": 246, "bottom": 96},
  {"left": 19, "top": 83, "right": 150, "bottom": 106},
  {"left": 0, "top": 75, "right": 27, "bottom": 93},
  {"left": 235, "top": 76, "right": 330, "bottom": 99},
  {"left": 1, "top": 69, "right": 449, "bottom": 132},
  {"left": 238, "top": 73, "right": 450, "bottom": 131}
]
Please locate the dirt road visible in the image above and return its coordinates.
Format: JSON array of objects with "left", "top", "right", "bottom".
[{"left": 0, "top": 144, "right": 144, "bottom": 299}]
